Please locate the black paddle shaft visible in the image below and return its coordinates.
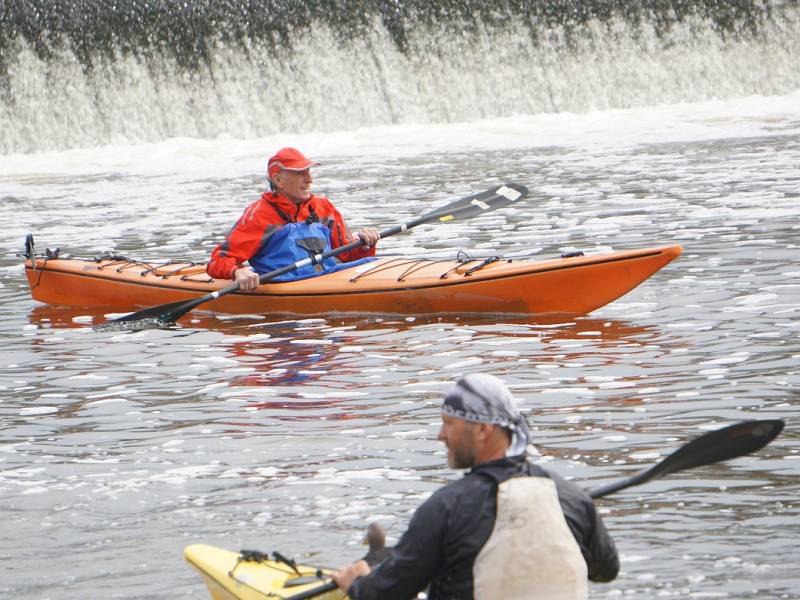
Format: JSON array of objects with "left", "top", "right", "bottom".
[
  {"left": 283, "top": 580, "right": 338, "bottom": 600},
  {"left": 108, "top": 182, "right": 529, "bottom": 325},
  {"left": 589, "top": 419, "right": 784, "bottom": 499}
]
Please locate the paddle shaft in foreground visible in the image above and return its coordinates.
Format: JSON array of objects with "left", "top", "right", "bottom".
[
  {"left": 284, "top": 418, "right": 784, "bottom": 599},
  {"left": 107, "top": 182, "right": 529, "bottom": 326},
  {"left": 283, "top": 580, "right": 339, "bottom": 600}
]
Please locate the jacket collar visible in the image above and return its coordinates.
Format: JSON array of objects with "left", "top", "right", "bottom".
[
  {"left": 262, "top": 191, "right": 313, "bottom": 221},
  {"left": 468, "top": 454, "right": 538, "bottom": 483}
]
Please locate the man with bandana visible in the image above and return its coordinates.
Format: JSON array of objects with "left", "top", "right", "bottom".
[{"left": 333, "top": 373, "right": 619, "bottom": 599}]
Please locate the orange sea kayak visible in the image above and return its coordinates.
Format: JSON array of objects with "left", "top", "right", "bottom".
[{"left": 24, "top": 245, "right": 682, "bottom": 317}]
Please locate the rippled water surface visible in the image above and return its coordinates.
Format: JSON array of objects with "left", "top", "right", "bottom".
[{"left": 1, "top": 113, "right": 799, "bottom": 599}]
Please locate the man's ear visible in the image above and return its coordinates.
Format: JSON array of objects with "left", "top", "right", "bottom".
[{"left": 476, "top": 422, "right": 495, "bottom": 441}]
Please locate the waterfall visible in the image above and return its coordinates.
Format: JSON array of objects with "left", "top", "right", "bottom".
[{"left": 2, "top": 0, "right": 799, "bottom": 154}]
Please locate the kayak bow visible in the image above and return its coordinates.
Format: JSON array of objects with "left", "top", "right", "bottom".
[{"left": 184, "top": 544, "right": 343, "bottom": 600}]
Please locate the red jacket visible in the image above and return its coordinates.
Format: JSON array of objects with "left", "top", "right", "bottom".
[{"left": 207, "top": 192, "right": 375, "bottom": 280}]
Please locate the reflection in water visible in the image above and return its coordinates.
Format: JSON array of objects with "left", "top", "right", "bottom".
[
  {"left": 23, "top": 303, "right": 683, "bottom": 436},
  {"left": 28, "top": 303, "right": 222, "bottom": 330},
  {"left": 225, "top": 315, "right": 665, "bottom": 385}
]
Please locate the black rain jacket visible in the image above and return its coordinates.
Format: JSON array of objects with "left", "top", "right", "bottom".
[{"left": 349, "top": 455, "right": 619, "bottom": 600}]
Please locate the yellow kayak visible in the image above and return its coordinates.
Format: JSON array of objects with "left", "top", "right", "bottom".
[{"left": 185, "top": 544, "right": 345, "bottom": 600}]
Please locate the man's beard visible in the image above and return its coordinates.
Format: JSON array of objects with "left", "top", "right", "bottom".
[{"left": 447, "top": 445, "right": 477, "bottom": 469}]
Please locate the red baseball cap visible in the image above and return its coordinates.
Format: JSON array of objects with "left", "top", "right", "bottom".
[{"left": 267, "top": 147, "right": 319, "bottom": 179}]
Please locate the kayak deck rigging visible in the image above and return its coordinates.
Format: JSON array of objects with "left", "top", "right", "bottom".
[
  {"left": 350, "top": 254, "right": 506, "bottom": 282},
  {"left": 94, "top": 256, "right": 215, "bottom": 281},
  {"left": 38, "top": 252, "right": 515, "bottom": 284}
]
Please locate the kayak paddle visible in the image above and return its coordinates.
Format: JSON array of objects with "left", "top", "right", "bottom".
[
  {"left": 589, "top": 418, "right": 784, "bottom": 498},
  {"left": 102, "top": 182, "right": 529, "bottom": 328},
  {"left": 283, "top": 580, "right": 339, "bottom": 600},
  {"left": 287, "top": 418, "right": 784, "bottom": 599}
]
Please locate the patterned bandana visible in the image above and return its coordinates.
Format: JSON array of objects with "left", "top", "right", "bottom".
[{"left": 442, "top": 373, "right": 532, "bottom": 457}]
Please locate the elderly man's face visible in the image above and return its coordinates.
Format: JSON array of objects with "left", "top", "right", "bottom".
[
  {"left": 438, "top": 413, "right": 479, "bottom": 469},
  {"left": 274, "top": 168, "right": 313, "bottom": 204}
]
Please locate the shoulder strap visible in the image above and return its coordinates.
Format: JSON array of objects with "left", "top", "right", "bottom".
[
  {"left": 305, "top": 205, "right": 319, "bottom": 225},
  {"left": 272, "top": 203, "right": 293, "bottom": 223}
]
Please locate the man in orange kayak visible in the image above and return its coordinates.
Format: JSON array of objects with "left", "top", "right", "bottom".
[
  {"left": 206, "top": 147, "right": 379, "bottom": 290},
  {"left": 333, "top": 374, "right": 619, "bottom": 599}
]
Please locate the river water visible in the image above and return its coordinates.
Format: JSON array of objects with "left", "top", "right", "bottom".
[{"left": 2, "top": 3, "right": 800, "bottom": 600}]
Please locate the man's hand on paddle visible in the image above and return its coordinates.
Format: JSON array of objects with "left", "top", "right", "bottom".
[
  {"left": 234, "top": 266, "right": 261, "bottom": 291},
  {"left": 357, "top": 227, "right": 380, "bottom": 248},
  {"left": 332, "top": 559, "right": 371, "bottom": 593}
]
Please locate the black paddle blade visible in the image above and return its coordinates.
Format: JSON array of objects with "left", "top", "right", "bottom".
[
  {"left": 590, "top": 419, "right": 784, "bottom": 499},
  {"left": 644, "top": 419, "right": 784, "bottom": 481},
  {"left": 98, "top": 295, "right": 210, "bottom": 330},
  {"left": 423, "top": 182, "right": 529, "bottom": 224}
]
